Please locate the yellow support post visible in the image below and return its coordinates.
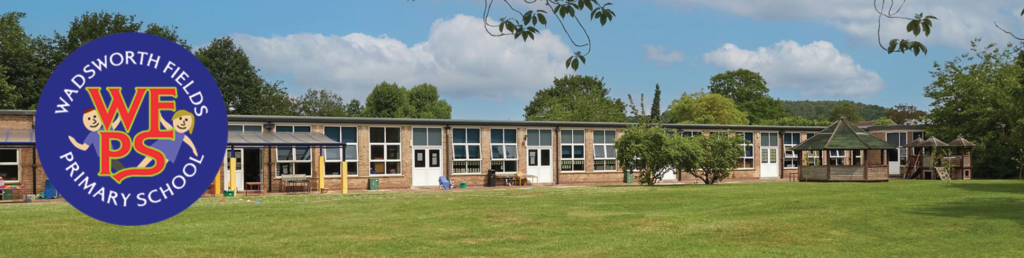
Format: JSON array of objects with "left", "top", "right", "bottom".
[
  {"left": 319, "top": 156, "right": 326, "bottom": 192},
  {"left": 341, "top": 161, "right": 348, "bottom": 194},
  {"left": 228, "top": 157, "right": 237, "bottom": 192},
  {"left": 214, "top": 168, "right": 222, "bottom": 196}
]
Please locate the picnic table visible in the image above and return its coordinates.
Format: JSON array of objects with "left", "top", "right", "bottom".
[{"left": 282, "top": 175, "right": 310, "bottom": 194}]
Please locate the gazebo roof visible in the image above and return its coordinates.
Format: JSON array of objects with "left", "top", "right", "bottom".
[
  {"left": 907, "top": 138, "right": 925, "bottom": 148},
  {"left": 948, "top": 135, "right": 976, "bottom": 148},
  {"left": 794, "top": 118, "right": 897, "bottom": 151},
  {"left": 918, "top": 137, "right": 949, "bottom": 148}
]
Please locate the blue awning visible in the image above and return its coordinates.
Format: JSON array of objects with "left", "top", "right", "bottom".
[
  {"left": 227, "top": 131, "right": 346, "bottom": 147},
  {"left": 0, "top": 128, "right": 34, "bottom": 145}
]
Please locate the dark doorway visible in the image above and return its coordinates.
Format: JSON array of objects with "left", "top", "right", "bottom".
[{"left": 243, "top": 149, "right": 261, "bottom": 183}]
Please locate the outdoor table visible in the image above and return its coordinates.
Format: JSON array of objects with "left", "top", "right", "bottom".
[
  {"left": 1, "top": 187, "right": 31, "bottom": 202},
  {"left": 245, "top": 182, "right": 264, "bottom": 196}
]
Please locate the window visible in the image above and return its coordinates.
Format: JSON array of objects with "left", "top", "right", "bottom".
[
  {"left": 829, "top": 150, "right": 846, "bottom": 166},
  {"left": 593, "top": 130, "right": 617, "bottom": 171},
  {"left": 886, "top": 132, "right": 908, "bottom": 165},
  {"left": 0, "top": 149, "right": 18, "bottom": 183},
  {"left": 911, "top": 132, "right": 925, "bottom": 155},
  {"left": 325, "top": 126, "right": 358, "bottom": 177},
  {"left": 806, "top": 133, "right": 820, "bottom": 166},
  {"left": 680, "top": 131, "right": 702, "bottom": 137},
  {"left": 228, "top": 125, "right": 263, "bottom": 133},
  {"left": 852, "top": 150, "right": 863, "bottom": 165},
  {"left": 561, "top": 130, "right": 586, "bottom": 172},
  {"left": 490, "top": 129, "right": 518, "bottom": 172},
  {"left": 783, "top": 133, "right": 800, "bottom": 168},
  {"left": 737, "top": 132, "right": 754, "bottom": 169},
  {"left": 275, "top": 126, "right": 312, "bottom": 177},
  {"left": 370, "top": 127, "right": 402, "bottom": 175},
  {"left": 526, "top": 129, "right": 553, "bottom": 168},
  {"left": 453, "top": 128, "right": 481, "bottom": 174}
]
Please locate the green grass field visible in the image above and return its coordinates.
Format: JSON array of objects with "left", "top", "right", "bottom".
[{"left": 1, "top": 180, "right": 1023, "bottom": 257}]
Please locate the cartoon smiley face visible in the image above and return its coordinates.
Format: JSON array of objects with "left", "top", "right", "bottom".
[
  {"left": 82, "top": 111, "right": 102, "bottom": 131},
  {"left": 174, "top": 114, "right": 193, "bottom": 133}
]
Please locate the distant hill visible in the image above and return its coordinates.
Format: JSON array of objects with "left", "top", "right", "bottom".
[{"left": 782, "top": 100, "right": 887, "bottom": 121}]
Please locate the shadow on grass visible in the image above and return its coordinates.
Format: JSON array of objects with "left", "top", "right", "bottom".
[
  {"left": 909, "top": 197, "right": 1024, "bottom": 225},
  {"left": 949, "top": 181, "right": 1024, "bottom": 195}
]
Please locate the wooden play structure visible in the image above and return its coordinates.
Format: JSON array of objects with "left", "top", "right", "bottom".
[{"left": 905, "top": 135, "right": 974, "bottom": 180}]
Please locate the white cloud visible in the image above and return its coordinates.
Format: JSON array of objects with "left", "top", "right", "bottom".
[
  {"left": 642, "top": 44, "right": 685, "bottom": 65},
  {"left": 703, "top": 40, "right": 884, "bottom": 98},
  {"left": 231, "top": 14, "right": 572, "bottom": 100},
  {"left": 650, "top": 0, "right": 1023, "bottom": 49}
]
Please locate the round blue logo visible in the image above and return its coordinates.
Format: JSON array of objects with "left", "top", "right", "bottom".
[{"left": 35, "top": 33, "right": 227, "bottom": 226}]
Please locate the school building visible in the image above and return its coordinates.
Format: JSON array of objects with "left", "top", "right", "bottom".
[{"left": 0, "top": 110, "right": 930, "bottom": 195}]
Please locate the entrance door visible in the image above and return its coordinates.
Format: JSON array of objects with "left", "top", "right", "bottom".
[
  {"left": 527, "top": 148, "right": 553, "bottom": 184},
  {"left": 243, "top": 149, "right": 261, "bottom": 186},
  {"left": 886, "top": 132, "right": 907, "bottom": 176},
  {"left": 759, "top": 132, "right": 779, "bottom": 178},
  {"left": 412, "top": 148, "right": 443, "bottom": 187},
  {"left": 223, "top": 149, "right": 245, "bottom": 191},
  {"left": 526, "top": 129, "right": 554, "bottom": 184}
]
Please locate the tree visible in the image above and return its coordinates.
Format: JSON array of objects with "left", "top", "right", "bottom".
[
  {"left": 874, "top": 117, "right": 896, "bottom": 126},
  {"left": 615, "top": 96, "right": 700, "bottom": 186},
  {"left": 829, "top": 101, "right": 862, "bottom": 123},
  {"left": 478, "top": 0, "right": 616, "bottom": 70},
  {"left": 665, "top": 92, "right": 747, "bottom": 125},
  {"left": 408, "top": 84, "right": 452, "bottom": 119},
  {"left": 675, "top": 132, "right": 746, "bottom": 185},
  {"left": 296, "top": 89, "right": 348, "bottom": 117},
  {"left": 650, "top": 84, "right": 662, "bottom": 122},
  {"left": 707, "top": 69, "right": 786, "bottom": 124},
  {"left": 0, "top": 12, "right": 50, "bottom": 109},
  {"left": 755, "top": 116, "right": 832, "bottom": 126},
  {"left": 782, "top": 100, "right": 887, "bottom": 121},
  {"left": 363, "top": 82, "right": 412, "bottom": 118},
  {"left": 50, "top": 12, "right": 191, "bottom": 62},
  {"left": 524, "top": 75, "right": 627, "bottom": 122},
  {"left": 885, "top": 104, "right": 927, "bottom": 124},
  {"left": 195, "top": 37, "right": 294, "bottom": 115},
  {"left": 345, "top": 99, "right": 364, "bottom": 117},
  {"left": 925, "top": 40, "right": 1024, "bottom": 178}
]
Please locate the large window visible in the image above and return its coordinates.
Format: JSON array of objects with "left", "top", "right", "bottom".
[
  {"left": 593, "top": 130, "right": 617, "bottom": 171},
  {"left": 783, "top": 133, "right": 800, "bottom": 168},
  {"left": 887, "top": 132, "right": 908, "bottom": 165},
  {"left": 490, "top": 129, "right": 518, "bottom": 172},
  {"left": 737, "top": 132, "right": 755, "bottom": 169},
  {"left": 275, "top": 126, "right": 312, "bottom": 177},
  {"left": 561, "top": 130, "right": 585, "bottom": 172},
  {"left": 806, "top": 133, "right": 820, "bottom": 166},
  {"left": 829, "top": 150, "right": 846, "bottom": 166},
  {"left": 453, "top": 128, "right": 481, "bottom": 174},
  {"left": 370, "top": 127, "right": 402, "bottom": 175},
  {"left": 0, "top": 149, "right": 18, "bottom": 183},
  {"left": 413, "top": 128, "right": 443, "bottom": 170},
  {"left": 911, "top": 132, "right": 925, "bottom": 155},
  {"left": 325, "top": 126, "right": 358, "bottom": 177}
]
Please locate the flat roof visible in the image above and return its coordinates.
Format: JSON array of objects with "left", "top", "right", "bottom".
[{"left": 0, "top": 110, "right": 927, "bottom": 132}]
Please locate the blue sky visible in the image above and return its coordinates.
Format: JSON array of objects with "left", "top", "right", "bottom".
[{"left": 7, "top": 0, "right": 1023, "bottom": 120}]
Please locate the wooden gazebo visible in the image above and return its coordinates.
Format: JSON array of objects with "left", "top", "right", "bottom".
[{"left": 793, "top": 118, "right": 897, "bottom": 182}]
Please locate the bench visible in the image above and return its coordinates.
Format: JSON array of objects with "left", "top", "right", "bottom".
[{"left": 282, "top": 175, "right": 310, "bottom": 194}]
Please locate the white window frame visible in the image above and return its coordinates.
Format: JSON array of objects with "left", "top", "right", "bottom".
[
  {"left": 0, "top": 148, "right": 19, "bottom": 183},
  {"left": 887, "top": 132, "right": 908, "bottom": 166},
  {"left": 452, "top": 128, "right": 482, "bottom": 174},
  {"left": 593, "top": 130, "right": 617, "bottom": 172},
  {"left": 829, "top": 150, "right": 847, "bottom": 166},
  {"left": 911, "top": 132, "right": 925, "bottom": 155},
  {"left": 736, "top": 132, "right": 755, "bottom": 170},
  {"left": 560, "top": 129, "right": 586, "bottom": 172},
  {"left": 275, "top": 125, "right": 313, "bottom": 178},
  {"left": 369, "top": 127, "right": 402, "bottom": 176},
  {"left": 324, "top": 126, "right": 358, "bottom": 178},
  {"left": 782, "top": 133, "right": 800, "bottom": 168},
  {"left": 490, "top": 128, "right": 519, "bottom": 173},
  {"left": 805, "top": 133, "right": 820, "bottom": 166}
]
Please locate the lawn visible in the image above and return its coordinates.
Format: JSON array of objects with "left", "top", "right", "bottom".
[{"left": 1, "top": 180, "right": 1023, "bottom": 257}]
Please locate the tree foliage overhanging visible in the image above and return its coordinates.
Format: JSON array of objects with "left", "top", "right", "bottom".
[
  {"left": 665, "top": 92, "right": 748, "bottom": 125},
  {"left": 707, "top": 69, "right": 787, "bottom": 124}
]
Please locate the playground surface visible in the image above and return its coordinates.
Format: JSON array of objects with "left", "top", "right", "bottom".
[{"left": 1, "top": 180, "right": 1022, "bottom": 257}]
